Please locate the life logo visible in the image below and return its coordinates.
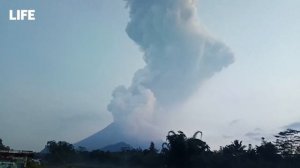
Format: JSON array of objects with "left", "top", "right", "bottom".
[{"left": 9, "top": 9, "right": 36, "bottom": 21}]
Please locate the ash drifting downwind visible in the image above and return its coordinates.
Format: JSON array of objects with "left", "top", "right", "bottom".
[{"left": 77, "top": 0, "right": 234, "bottom": 150}]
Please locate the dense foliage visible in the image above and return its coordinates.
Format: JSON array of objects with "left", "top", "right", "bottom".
[
  {"left": 0, "top": 139, "right": 10, "bottom": 150},
  {"left": 3, "top": 129, "right": 300, "bottom": 167}
]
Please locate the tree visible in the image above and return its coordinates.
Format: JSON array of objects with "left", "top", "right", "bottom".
[
  {"left": 222, "top": 140, "right": 246, "bottom": 157},
  {"left": 148, "top": 142, "right": 158, "bottom": 154},
  {"left": 162, "top": 131, "right": 210, "bottom": 168},
  {"left": 45, "top": 140, "right": 76, "bottom": 164},
  {"left": 256, "top": 137, "right": 279, "bottom": 161},
  {"left": 0, "top": 138, "right": 10, "bottom": 150},
  {"left": 186, "top": 131, "right": 210, "bottom": 155},
  {"left": 162, "top": 131, "right": 188, "bottom": 167},
  {"left": 274, "top": 129, "right": 300, "bottom": 156}
]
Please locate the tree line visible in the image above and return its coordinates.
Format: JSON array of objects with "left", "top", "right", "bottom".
[{"left": 2, "top": 128, "right": 300, "bottom": 168}]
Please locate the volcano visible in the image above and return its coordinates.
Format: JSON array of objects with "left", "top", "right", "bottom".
[
  {"left": 75, "top": 122, "right": 160, "bottom": 151},
  {"left": 76, "top": 0, "right": 234, "bottom": 151}
]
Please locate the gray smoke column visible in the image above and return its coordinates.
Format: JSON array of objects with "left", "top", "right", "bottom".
[{"left": 108, "top": 0, "right": 234, "bottom": 138}]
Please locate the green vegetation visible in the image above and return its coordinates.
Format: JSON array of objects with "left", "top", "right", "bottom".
[
  {"left": 3, "top": 129, "right": 300, "bottom": 168},
  {"left": 0, "top": 139, "right": 10, "bottom": 150}
]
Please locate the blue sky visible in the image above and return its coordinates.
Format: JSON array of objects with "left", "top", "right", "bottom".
[{"left": 0, "top": 0, "right": 300, "bottom": 151}]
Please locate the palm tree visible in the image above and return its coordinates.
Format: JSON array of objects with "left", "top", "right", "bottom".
[
  {"left": 162, "top": 130, "right": 210, "bottom": 167},
  {"left": 192, "top": 131, "right": 203, "bottom": 139},
  {"left": 222, "top": 140, "right": 246, "bottom": 157}
]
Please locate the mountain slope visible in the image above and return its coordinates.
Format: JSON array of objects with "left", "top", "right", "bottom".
[{"left": 75, "top": 122, "right": 159, "bottom": 151}]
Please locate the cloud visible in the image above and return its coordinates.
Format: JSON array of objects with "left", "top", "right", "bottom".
[
  {"left": 105, "top": 0, "right": 234, "bottom": 144},
  {"left": 229, "top": 119, "right": 240, "bottom": 126},
  {"left": 284, "top": 122, "right": 300, "bottom": 130},
  {"left": 110, "top": 0, "right": 234, "bottom": 119},
  {"left": 245, "top": 128, "right": 265, "bottom": 142},
  {"left": 77, "top": 0, "right": 235, "bottom": 150}
]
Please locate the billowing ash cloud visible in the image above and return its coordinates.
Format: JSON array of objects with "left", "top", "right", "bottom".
[{"left": 108, "top": 0, "right": 234, "bottom": 136}]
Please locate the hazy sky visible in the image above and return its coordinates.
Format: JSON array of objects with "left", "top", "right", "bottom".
[{"left": 0, "top": 0, "right": 300, "bottom": 151}]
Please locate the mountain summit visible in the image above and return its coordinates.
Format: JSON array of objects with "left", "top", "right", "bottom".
[{"left": 75, "top": 122, "right": 161, "bottom": 151}]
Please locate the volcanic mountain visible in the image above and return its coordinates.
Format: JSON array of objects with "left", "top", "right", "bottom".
[{"left": 75, "top": 122, "right": 161, "bottom": 151}]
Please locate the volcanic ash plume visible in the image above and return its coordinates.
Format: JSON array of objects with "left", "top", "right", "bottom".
[
  {"left": 77, "top": 0, "right": 234, "bottom": 150},
  {"left": 108, "top": 0, "right": 234, "bottom": 129}
]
